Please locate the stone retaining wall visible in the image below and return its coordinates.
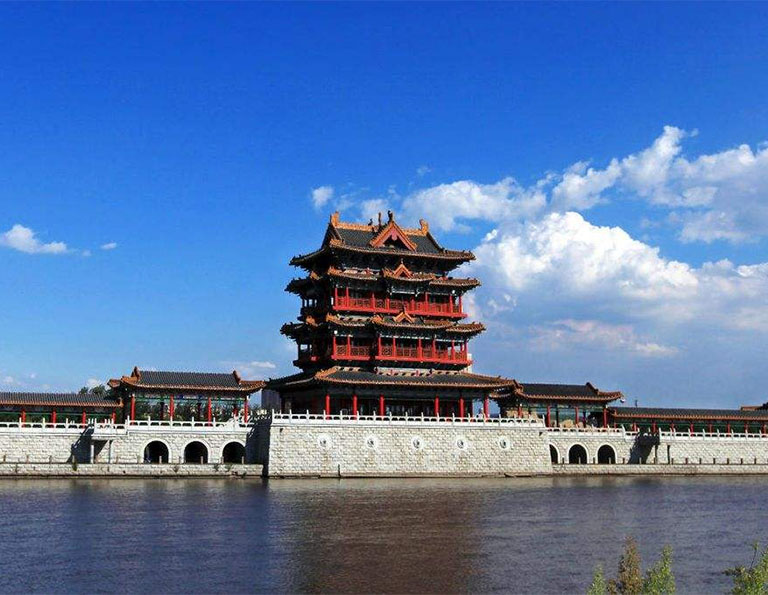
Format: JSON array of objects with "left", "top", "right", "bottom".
[
  {"left": 264, "top": 416, "right": 551, "bottom": 477},
  {"left": 0, "top": 423, "right": 255, "bottom": 465},
  {"left": 0, "top": 463, "right": 262, "bottom": 478},
  {"left": 552, "top": 463, "right": 768, "bottom": 475}
]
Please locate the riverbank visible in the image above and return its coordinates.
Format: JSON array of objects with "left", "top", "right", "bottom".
[{"left": 0, "top": 463, "right": 263, "bottom": 478}]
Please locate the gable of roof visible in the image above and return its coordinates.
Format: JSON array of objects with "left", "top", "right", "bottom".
[
  {"left": 109, "top": 368, "right": 265, "bottom": 392},
  {"left": 327, "top": 211, "right": 445, "bottom": 255},
  {"left": 0, "top": 392, "right": 121, "bottom": 408}
]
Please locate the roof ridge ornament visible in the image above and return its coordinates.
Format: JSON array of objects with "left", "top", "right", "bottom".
[{"left": 369, "top": 212, "right": 418, "bottom": 251}]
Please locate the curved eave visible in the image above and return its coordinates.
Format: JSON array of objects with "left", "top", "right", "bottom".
[
  {"left": 371, "top": 320, "right": 485, "bottom": 336},
  {"left": 329, "top": 242, "right": 475, "bottom": 262},
  {"left": 517, "top": 395, "right": 619, "bottom": 404},
  {"left": 430, "top": 278, "right": 482, "bottom": 289},
  {"left": 115, "top": 379, "right": 264, "bottom": 393},
  {"left": 0, "top": 399, "right": 122, "bottom": 408},
  {"left": 609, "top": 411, "right": 768, "bottom": 422},
  {"left": 316, "top": 369, "right": 517, "bottom": 390}
]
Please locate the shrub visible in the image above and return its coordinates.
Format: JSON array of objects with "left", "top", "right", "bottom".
[
  {"left": 587, "top": 538, "right": 675, "bottom": 594},
  {"left": 725, "top": 543, "right": 768, "bottom": 595}
]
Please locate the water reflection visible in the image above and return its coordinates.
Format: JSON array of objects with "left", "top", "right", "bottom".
[{"left": 0, "top": 477, "right": 765, "bottom": 593}]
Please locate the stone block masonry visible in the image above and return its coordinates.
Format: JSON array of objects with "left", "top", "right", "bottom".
[
  {"left": 260, "top": 414, "right": 768, "bottom": 478},
  {"left": 5, "top": 416, "right": 768, "bottom": 478},
  {"left": 0, "top": 463, "right": 263, "bottom": 478},
  {"left": 262, "top": 414, "right": 551, "bottom": 477},
  {"left": 0, "top": 420, "right": 254, "bottom": 466}
]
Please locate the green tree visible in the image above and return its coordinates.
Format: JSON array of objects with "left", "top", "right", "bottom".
[
  {"left": 588, "top": 565, "right": 607, "bottom": 595},
  {"left": 588, "top": 539, "right": 675, "bottom": 595},
  {"left": 726, "top": 543, "right": 768, "bottom": 595},
  {"left": 90, "top": 385, "right": 107, "bottom": 397},
  {"left": 643, "top": 546, "right": 675, "bottom": 594},
  {"left": 610, "top": 537, "right": 643, "bottom": 595}
]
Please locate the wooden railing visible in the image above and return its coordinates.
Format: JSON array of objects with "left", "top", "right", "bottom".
[{"left": 334, "top": 295, "right": 464, "bottom": 318}]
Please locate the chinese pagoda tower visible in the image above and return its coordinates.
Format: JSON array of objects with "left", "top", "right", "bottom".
[{"left": 266, "top": 211, "right": 517, "bottom": 417}]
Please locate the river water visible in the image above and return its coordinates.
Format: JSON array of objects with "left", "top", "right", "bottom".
[{"left": 0, "top": 476, "right": 765, "bottom": 593}]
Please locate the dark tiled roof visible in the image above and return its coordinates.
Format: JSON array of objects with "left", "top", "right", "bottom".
[
  {"left": 520, "top": 383, "right": 597, "bottom": 397},
  {"left": 500, "top": 382, "right": 623, "bottom": 404},
  {"left": 0, "top": 392, "right": 120, "bottom": 408},
  {"left": 335, "top": 228, "right": 442, "bottom": 254},
  {"left": 326, "top": 369, "right": 511, "bottom": 387},
  {"left": 109, "top": 368, "right": 265, "bottom": 392},
  {"left": 266, "top": 367, "right": 517, "bottom": 391},
  {"left": 610, "top": 407, "right": 768, "bottom": 421},
  {"left": 139, "top": 371, "right": 241, "bottom": 388}
]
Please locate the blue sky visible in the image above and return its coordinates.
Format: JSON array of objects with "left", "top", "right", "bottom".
[{"left": 2, "top": 4, "right": 768, "bottom": 407}]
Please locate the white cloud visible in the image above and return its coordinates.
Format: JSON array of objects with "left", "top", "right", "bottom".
[
  {"left": 311, "top": 186, "right": 334, "bottom": 210},
  {"left": 359, "top": 198, "right": 390, "bottom": 223},
  {"left": 399, "top": 126, "right": 768, "bottom": 243},
  {"left": 0, "top": 224, "right": 68, "bottom": 254},
  {"left": 226, "top": 360, "right": 277, "bottom": 379},
  {"left": 473, "top": 211, "right": 698, "bottom": 302},
  {"left": 529, "top": 319, "right": 678, "bottom": 357},
  {"left": 1, "top": 375, "right": 20, "bottom": 386},
  {"left": 85, "top": 378, "right": 103, "bottom": 389},
  {"left": 100, "top": 242, "right": 118, "bottom": 251},
  {"left": 402, "top": 177, "right": 548, "bottom": 232},
  {"left": 416, "top": 165, "right": 431, "bottom": 177}
]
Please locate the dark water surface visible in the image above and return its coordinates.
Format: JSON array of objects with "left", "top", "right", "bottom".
[{"left": 0, "top": 476, "right": 765, "bottom": 594}]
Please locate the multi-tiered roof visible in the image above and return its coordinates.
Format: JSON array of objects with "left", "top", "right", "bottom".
[{"left": 267, "top": 211, "right": 516, "bottom": 415}]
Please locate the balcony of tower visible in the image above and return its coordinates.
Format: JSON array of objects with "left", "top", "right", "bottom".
[{"left": 332, "top": 287, "right": 467, "bottom": 319}]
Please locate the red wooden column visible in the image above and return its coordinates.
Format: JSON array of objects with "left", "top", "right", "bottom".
[
  {"left": 459, "top": 397, "right": 465, "bottom": 418},
  {"left": 434, "top": 396, "right": 439, "bottom": 417},
  {"left": 130, "top": 395, "right": 136, "bottom": 421},
  {"left": 332, "top": 335, "right": 337, "bottom": 358},
  {"left": 207, "top": 397, "right": 212, "bottom": 424},
  {"left": 517, "top": 404, "right": 523, "bottom": 417},
  {"left": 346, "top": 335, "right": 351, "bottom": 356},
  {"left": 379, "top": 395, "right": 385, "bottom": 416},
  {"left": 483, "top": 396, "right": 490, "bottom": 419},
  {"left": 708, "top": 423, "right": 713, "bottom": 433},
  {"left": 727, "top": 422, "right": 731, "bottom": 434},
  {"left": 81, "top": 411, "right": 86, "bottom": 426},
  {"left": 51, "top": 410, "right": 57, "bottom": 425},
  {"left": 458, "top": 294, "right": 463, "bottom": 314},
  {"left": 352, "top": 394, "right": 358, "bottom": 418},
  {"left": 325, "top": 393, "right": 331, "bottom": 418},
  {"left": 690, "top": 422, "right": 694, "bottom": 433},
  {"left": 243, "top": 396, "right": 249, "bottom": 423},
  {"left": 546, "top": 405, "right": 551, "bottom": 427},
  {"left": 21, "top": 410, "right": 26, "bottom": 424},
  {"left": 602, "top": 408, "right": 608, "bottom": 428},
  {"left": 169, "top": 396, "right": 175, "bottom": 420},
  {"left": 111, "top": 412, "right": 116, "bottom": 424},
  {"left": 651, "top": 420, "right": 657, "bottom": 433},
  {"left": 745, "top": 422, "right": 750, "bottom": 435}
]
